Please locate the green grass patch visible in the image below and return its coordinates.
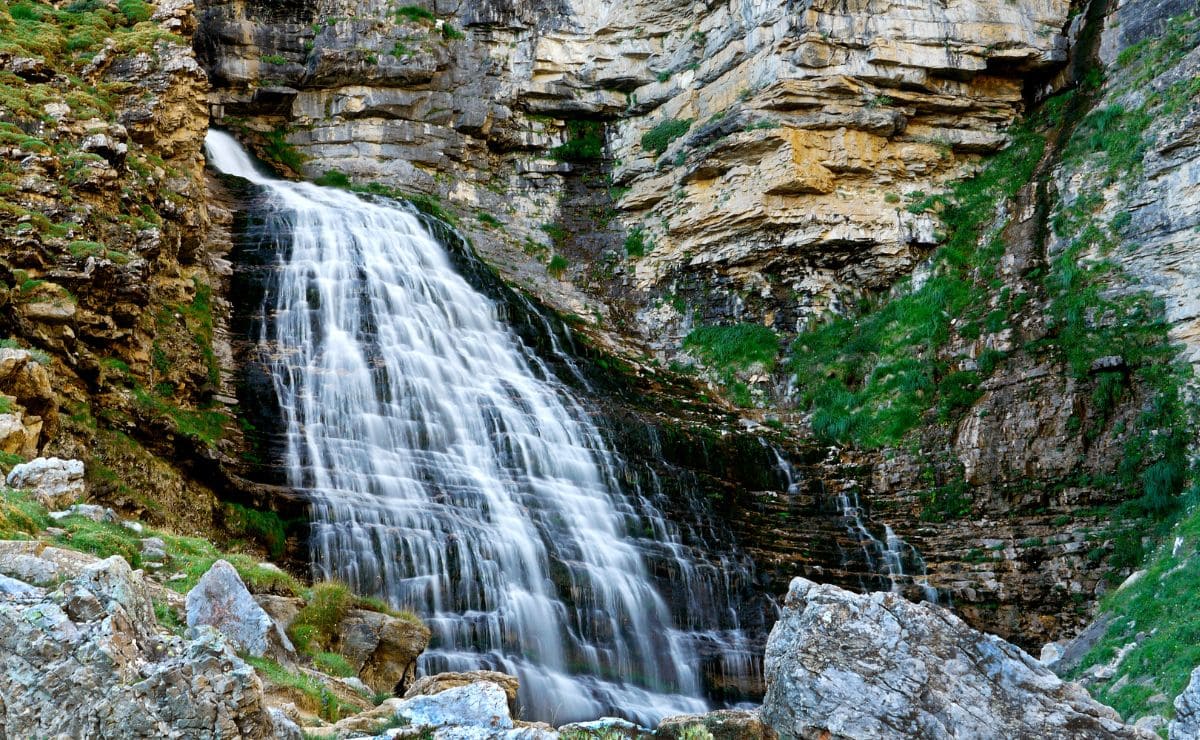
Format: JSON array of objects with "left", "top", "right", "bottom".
[
  {"left": 243, "top": 655, "right": 355, "bottom": 721},
  {"left": 288, "top": 581, "right": 354, "bottom": 653},
  {"left": 394, "top": 5, "right": 434, "bottom": 23},
  {"left": 547, "top": 254, "right": 568, "bottom": 279},
  {"left": 260, "top": 129, "right": 306, "bottom": 173},
  {"left": 314, "top": 169, "right": 351, "bottom": 188},
  {"left": 550, "top": 120, "right": 604, "bottom": 162},
  {"left": 623, "top": 226, "right": 649, "bottom": 257},
  {"left": 641, "top": 118, "right": 692, "bottom": 155},
  {"left": 0, "top": 488, "right": 49, "bottom": 539},
  {"left": 684, "top": 323, "right": 779, "bottom": 407},
  {"left": 312, "top": 651, "right": 357, "bottom": 678},
  {"left": 224, "top": 503, "right": 288, "bottom": 560}
]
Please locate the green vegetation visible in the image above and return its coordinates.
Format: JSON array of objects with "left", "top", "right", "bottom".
[
  {"left": 788, "top": 123, "right": 1045, "bottom": 447},
  {"left": 314, "top": 169, "right": 352, "bottom": 188},
  {"left": 684, "top": 323, "right": 779, "bottom": 407},
  {"left": 288, "top": 581, "right": 354, "bottom": 653},
  {"left": 394, "top": 4, "right": 435, "bottom": 23},
  {"left": 260, "top": 53, "right": 287, "bottom": 65},
  {"left": 260, "top": 129, "right": 306, "bottom": 173},
  {"left": 641, "top": 118, "right": 692, "bottom": 155},
  {"left": 547, "top": 254, "right": 569, "bottom": 279},
  {"left": 243, "top": 655, "right": 355, "bottom": 721},
  {"left": 476, "top": 211, "right": 501, "bottom": 228},
  {"left": 312, "top": 651, "right": 357, "bottom": 678},
  {"left": 441, "top": 22, "right": 464, "bottom": 40},
  {"left": 224, "top": 503, "right": 288, "bottom": 560},
  {"left": 549, "top": 120, "right": 605, "bottom": 162},
  {"left": 0, "top": 488, "right": 49, "bottom": 538},
  {"left": 623, "top": 226, "right": 649, "bottom": 257}
]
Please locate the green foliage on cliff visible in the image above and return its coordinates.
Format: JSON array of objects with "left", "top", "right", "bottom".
[
  {"left": 641, "top": 118, "right": 692, "bottom": 155},
  {"left": 243, "top": 655, "right": 355, "bottom": 721},
  {"left": 684, "top": 323, "right": 779, "bottom": 407},
  {"left": 787, "top": 124, "right": 1045, "bottom": 448},
  {"left": 394, "top": 5, "right": 435, "bottom": 24},
  {"left": 550, "top": 120, "right": 605, "bottom": 162},
  {"left": 288, "top": 581, "right": 354, "bottom": 653},
  {"left": 224, "top": 503, "right": 288, "bottom": 560},
  {"left": 0, "top": 489, "right": 48, "bottom": 538}
]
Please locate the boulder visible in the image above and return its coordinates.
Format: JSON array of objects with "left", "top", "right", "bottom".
[
  {"left": 656, "top": 709, "right": 777, "bottom": 740},
  {"left": 397, "top": 681, "right": 513, "bottom": 731},
  {"left": 0, "top": 555, "right": 285, "bottom": 738},
  {"left": 761, "top": 578, "right": 1154, "bottom": 739},
  {"left": 559, "top": 718, "right": 646, "bottom": 737},
  {"left": 404, "top": 670, "right": 520, "bottom": 716},
  {"left": 6, "top": 456, "right": 86, "bottom": 509},
  {"left": 186, "top": 559, "right": 294, "bottom": 659},
  {"left": 1170, "top": 667, "right": 1200, "bottom": 739},
  {"left": 331, "top": 607, "right": 430, "bottom": 696}
]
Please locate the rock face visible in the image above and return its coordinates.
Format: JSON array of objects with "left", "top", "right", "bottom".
[
  {"left": 0, "top": 349, "right": 56, "bottom": 459},
  {"left": 1170, "top": 667, "right": 1200, "bottom": 740},
  {"left": 5, "top": 457, "right": 87, "bottom": 509},
  {"left": 761, "top": 577, "right": 1153, "bottom": 740},
  {"left": 186, "top": 558, "right": 294, "bottom": 659},
  {"left": 656, "top": 710, "right": 776, "bottom": 740},
  {"left": 327, "top": 607, "right": 431, "bottom": 696},
  {"left": 0, "top": 555, "right": 281, "bottom": 739}
]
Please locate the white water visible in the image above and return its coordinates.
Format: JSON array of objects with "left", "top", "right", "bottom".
[{"left": 204, "top": 130, "right": 749, "bottom": 723}]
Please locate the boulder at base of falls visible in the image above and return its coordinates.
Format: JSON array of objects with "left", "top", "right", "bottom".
[
  {"left": 404, "top": 670, "right": 521, "bottom": 717},
  {"left": 0, "top": 555, "right": 286, "bottom": 739},
  {"left": 186, "top": 558, "right": 295, "bottom": 660},
  {"left": 761, "top": 577, "right": 1154, "bottom": 740}
]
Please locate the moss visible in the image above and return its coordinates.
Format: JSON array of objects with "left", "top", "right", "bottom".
[{"left": 223, "top": 503, "right": 288, "bottom": 559}]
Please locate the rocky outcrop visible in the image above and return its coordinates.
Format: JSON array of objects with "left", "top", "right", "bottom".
[
  {"left": 186, "top": 558, "right": 295, "bottom": 659},
  {"left": 656, "top": 709, "right": 776, "bottom": 740},
  {"left": 1171, "top": 667, "right": 1200, "bottom": 740},
  {"left": 331, "top": 606, "right": 431, "bottom": 696},
  {"left": 5, "top": 457, "right": 86, "bottom": 509},
  {"left": 761, "top": 577, "right": 1152, "bottom": 739},
  {"left": 0, "top": 555, "right": 282, "bottom": 739},
  {"left": 404, "top": 670, "right": 520, "bottom": 716},
  {"left": 0, "top": 348, "right": 56, "bottom": 459}
]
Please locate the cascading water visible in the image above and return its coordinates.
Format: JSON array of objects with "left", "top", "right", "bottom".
[
  {"left": 205, "top": 130, "right": 758, "bottom": 724},
  {"left": 769, "top": 444, "right": 937, "bottom": 603}
]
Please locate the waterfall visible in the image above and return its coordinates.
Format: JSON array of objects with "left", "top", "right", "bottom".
[
  {"left": 204, "top": 130, "right": 757, "bottom": 724},
  {"left": 769, "top": 443, "right": 937, "bottom": 603}
]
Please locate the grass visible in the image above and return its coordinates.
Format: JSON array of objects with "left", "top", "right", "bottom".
[
  {"left": 623, "top": 226, "right": 649, "bottom": 257},
  {"left": 0, "top": 488, "right": 49, "bottom": 539},
  {"left": 788, "top": 123, "right": 1045, "bottom": 447},
  {"left": 641, "top": 118, "right": 692, "bottom": 155},
  {"left": 288, "top": 581, "right": 354, "bottom": 653},
  {"left": 260, "top": 129, "right": 306, "bottom": 173},
  {"left": 684, "top": 324, "right": 779, "bottom": 407},
  {"left": 547, "top": 254, "right": 568, "bottom": 279},
  {"left": 243, "top": 655, "right": 355, "bottom": 721},
  {"left": 224, "top": 503, "right": 288, "bottom": 560},
  {"left": 313, "top": 651, "right": 357, "bottom": 678},
  {"left": 394, "top": 5, "right": 434, "bottom": 23},
  {"left": 550, "top": 120, "right": 604, "bottom": 162},
  {"left": 314, "top": 169, "right": 351, "bottom": 188}
]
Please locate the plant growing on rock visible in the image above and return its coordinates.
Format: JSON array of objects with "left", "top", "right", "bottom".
[{"left": 641, "top": 118, "right": 692, "bottom": 156}]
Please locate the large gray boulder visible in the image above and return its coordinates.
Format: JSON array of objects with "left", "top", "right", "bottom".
[
  {"left": 0, "top": 555, "right": 284, "bottom": 738},
  {"left": 5, "top": 456, "right": 85, "bottom": 509},
  {"left": 762, "top": 577, "right": 1154, "bottom": 740},
  {"left": 1170, "top": 667, "right": 1200, "bottom": 739},
  {"left": 186, "top": 559, "right": 294, "bottom": 659}
]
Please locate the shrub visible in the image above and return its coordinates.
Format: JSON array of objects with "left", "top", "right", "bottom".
[
  {"left": 441, "top": 23, "right": 465, "bottom": 40},
  {"left": 641, "top": 118, "right": 692, "bottom": 155},
  {"left": 288, "top": 582, "right": 354, "bottom": 652},
  {"left": 549, "top": 120, "right": 604, "bottom": 162},
  {"left": 117, "top": 0, "right": 151, "bottom": 24},
  {"left": 261, "top": 129, "right": 306, "bottom": 173},
  {"left": 547, "top": 254, "right": 569, "bottom": 279},
  {"left": 624, "top": 226, "right": 648, "bottom": 257},
  {"left": 224, "top": 503, "right": 288, "bottom": 559},
  {"left": 395, "top": 5, "right": 435, "bottom": 23},
  {"left": 314, "top": 170, "right": 352, "bottom": 188}
]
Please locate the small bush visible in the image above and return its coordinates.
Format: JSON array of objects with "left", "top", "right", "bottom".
[
  {"left": 547, "top": 254, "right": 569, "bottom": 279},
  {"left": 315, "top": 170, "right": 351, "bottom": 188},
  {"left": 261, "top": 129, "right": 306, "bottom": 173},
  {"left": 260, "top": 54, "right": 288, "bottom": 65},
  {"left": 549, "top": 120, "right": 604, "bottom": 162},
  {"left": 624, "top": 226, "right": 648, "bottom": 257},
  {"left": 117, "top": 0, "right": 151, "bottom": 24},
  {"left": 395, "top": 5, "right": 435, "bottom": 23},
  {"left": 441, "top": 23, "right": 465, "bottom": 40},
  {"left": 641, "top": 118, "right": 693, "bottom": 155},
  {"left": 288, "top": 582, "right": 354, "bottom": 652},
  {"left": 224, "top": 503, "right": 288, "bottom": 559}
]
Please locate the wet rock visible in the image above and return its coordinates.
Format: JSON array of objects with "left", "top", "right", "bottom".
[
  {"left": 404, "top": 670, "right": 520, "bottom": 717},
  {"left": 761, "top": 577, "right": 1153, "bottom": 739},
  {"left": 6, "top": 457, "right": 86, "bottom": 509},
  {"left": 186, "top": 559, "right": 294, "bottom": 659}
]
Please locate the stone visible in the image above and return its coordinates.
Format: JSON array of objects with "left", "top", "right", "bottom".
[
  {"left": 331, "top": 607, "right": 430, "bottom": 696},
  {"left": 268, "top": 708, "right": 304, "bottom": 740},
  {"left": 142, "top": 536, "right": 168, "bottom": 561},
  {"left": 655, "top": 710, "right": 777, "bottom": 740},
  {"left": 1170, "top": 667, "right": 1200, "bottom": 739},
  {"left": 0, "top": 555, "right": 283, "bottom": 738},
  {"left": 559, "top": 718, "right": 646, "bottom": 737},
  {"left": 397, "top": 682, "right": 514, "bottom": 731},
  {"left": 0, "top": 573, "right": 39, "bottom": 597},
  {"left": 1041, "top": 642, "right": 1066, "bottom": 667},
  {"left": 185, "top": 559, "right": 294, "bottom": 659},
  {"left": 761, "top": 577, "right": 1154, "bottom": 740},
  {"left": 6, "top": 457, "right": 86, "bottom": 509},
  {"left": 50, "top": 502, "right": 117, "bottom": 522},
  {"left": 404, "top": 670, "right": 520, "bottom": 717}
]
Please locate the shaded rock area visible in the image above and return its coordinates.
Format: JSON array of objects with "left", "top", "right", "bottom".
[
  {"left": 761, "top": 577, "right": 1153, "bottom": 740},
  {"left": 0, "top": 555, "right": 283, "bottom": 739}
]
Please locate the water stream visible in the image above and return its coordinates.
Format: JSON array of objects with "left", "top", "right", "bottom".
[{"left": 205, "top": 130, "right": 757, "bottom": 724}]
